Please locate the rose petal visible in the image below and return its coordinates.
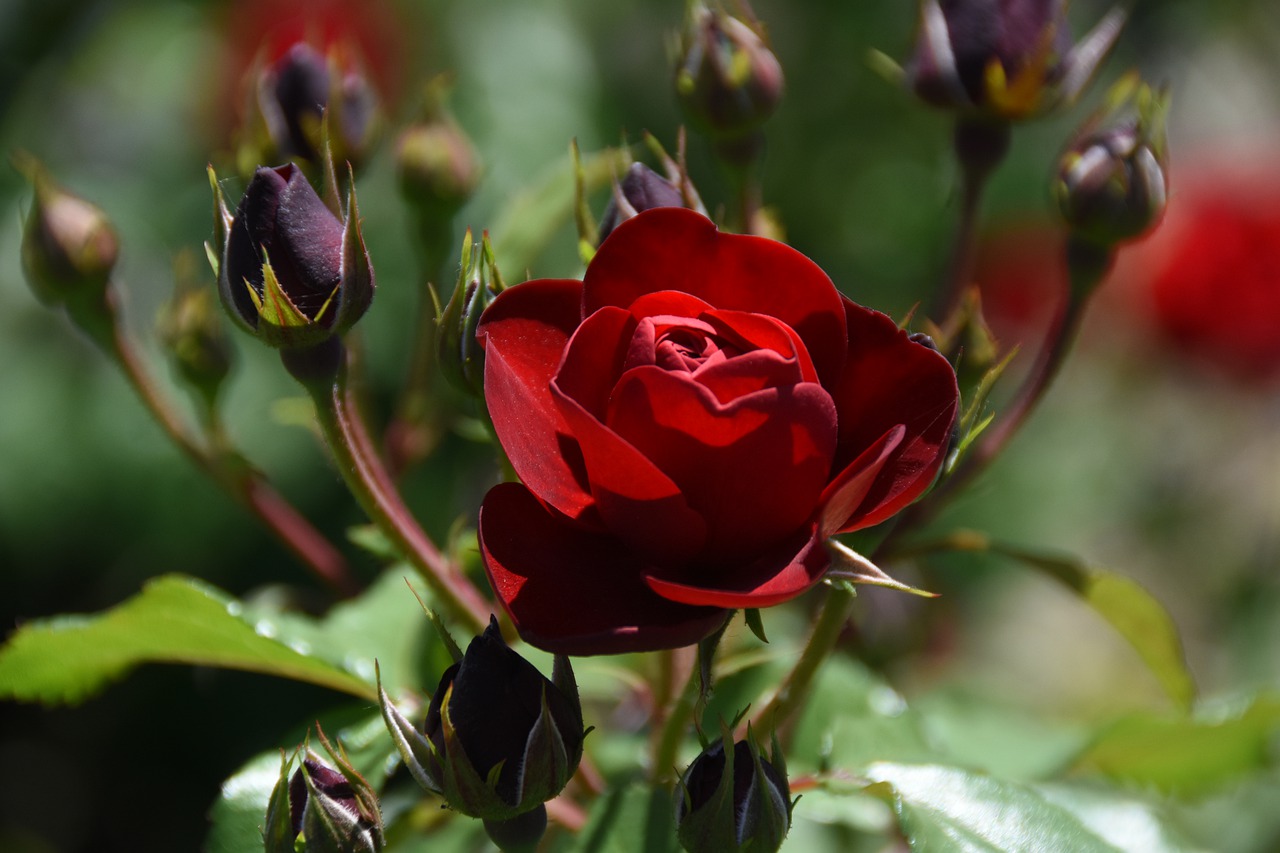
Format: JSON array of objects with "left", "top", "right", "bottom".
[
  {"left": 583, "top": 209, "right": 848, "bottom": 385},
  {"left": 817, "top": 424, "right": 904, "bottom": 538},
  {"left": 479, "top": 482, "right": 728, "bottom": 655},
  {"left": 643, "top": 526, "right": 829, "bottom": 608},
  {"left": 552, "top": 377, "right": 709, "bottom": 564},
  {"left": 606, "top": 367, "right": 837, "bottom": 562},
  {"left": 479, "top": 278, "right": 597, "bottom": 522},
  {"left": 827, "top": 299, "right": 959, "bottom": 532}
]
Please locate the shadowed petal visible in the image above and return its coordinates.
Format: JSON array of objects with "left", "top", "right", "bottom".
[
  {"left": 644, "top": 526, "right": 829, "bottom": 608},
  {"left": 479, "top": 483, "right": 728, "bottom": 655},
  {"left": 827, "top": 300, "right": 958, "bottom": 532},
  {"left": 479, "top": 278, "right": 596, "bottom": 521}
]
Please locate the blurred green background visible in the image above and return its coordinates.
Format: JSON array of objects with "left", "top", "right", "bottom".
[{"left": 2, "top": 0, "right": 1279, "bottom": 849}]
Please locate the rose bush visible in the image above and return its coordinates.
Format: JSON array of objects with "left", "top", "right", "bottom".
[{"left": 477, "top": 209, "right": 959, "bottom": 654}]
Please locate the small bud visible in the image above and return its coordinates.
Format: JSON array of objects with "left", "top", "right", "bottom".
[
  {"left": 244, "top": 42, "right": 380, "bottom": 175},
  {"left": 906, "top": 0, "right": 1126, "bottom": 120},
  {"left": 157, "top": 253, "right": 234, "bottom": 411},
  {"left": 19, "top": 164, "right": 119, "bottom": 309},
  {"left": 675, "top": 729, "right": 792, "bottom": 853},
  {"left": 265, "top": 741, "right": 384, "bottom": 853},
  {"left": 216, "top": 162, "right": 374, "bottom": 349},
  {"left": 1055, "top": 77, "right": 1170, "bottom": 248},
  {"left": 378, "top": 617, "right": 585, "bottom": 837},
  {"left": 437, "top": 230, "right": 503, "bottom": 395},
  {"left": 396, "top": 80, "right": 481, "bottom": 228},
  {"left": 598, "top": 163, "right": 687, "bottom": 244},
  {"left": 674, "top": 5, "right": 784, "bottom": 141}
]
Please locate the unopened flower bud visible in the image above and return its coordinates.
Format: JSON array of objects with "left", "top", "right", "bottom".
[
  {"left": 247, "top": 42, "right": 380, "bottom": 174},
  {"left": 396, "top": 84, "right": 481, "bottom": 228},
  {"left": 157, "top": 256, "right": 233, "bottom": 410},
  {"left": 379, "top": 617, "right": 585, "bottom": 843},
  {"left": 676, "top": 731, "right": 792, "bottom": 853},
  {"left": 265, "top": 745, "right": 384, "bottom": 853},
  {"left": 437, "top": 230, "right": 502, "bottom": 395},
  {"left": 675, "top": 5, "right": 783, "bottom": 142},
  {"left": 598, "top": 163, "right": 687, "bottom": 244},
  {"left": 906, "top": 0, "right": 1125, "bottom": 120},
  {"left": 215, "top": 162, "right": 373, "bottom": 350},
  {"left": 1055, "top": 78, "right": 1169, "bottom": 248},
  {"left": 20, "top": 165, "right": 119, "bottom": 309}
]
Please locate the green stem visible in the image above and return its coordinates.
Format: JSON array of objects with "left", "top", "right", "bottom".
[
  {"left": 651, "top": 647, "right": 700, "bottom": 786},
  {"left": 304, "top": 351, "right": 491, "bottom": 633},
  {"left": 932, "top": 118, "right": 1011, "bottom": 329},
  {"left": 68, "top": 292, "right": 357, "bottom": 596},
  {"left": 748, "top": 583, "right": 855, "bottom": 740}
]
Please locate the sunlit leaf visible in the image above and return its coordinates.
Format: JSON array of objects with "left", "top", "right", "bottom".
[
  {"left": 0, "top": 575, "right": 376, "bottom": 706},
  {"left": 865, "top": 762, "right": 1119, "bottom": 852},
  {"left": 1071, "top": 694, "right": 1280, "bottom": 795}
]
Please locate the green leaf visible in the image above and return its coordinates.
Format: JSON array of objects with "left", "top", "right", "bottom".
[
  {"left": 1070, "top": 694, "right": 1280, "bottom": 795},
  {"left": 239, "top": 567, "right": 437, "bottom": 695},
  {"left": 996, "top": 544, "right": 1196, "bottom": 711},
  {"left": 570, "top": 782, "right": 680, "bottom": 853},
  {"left": 865, "top": 763, "right": 1121, "bottom": 852},
  {"left": 207, "top": 750, "right": 288, "bottom": 853},
  {"left": 902, "top": 532, "right": 1195, "bottom": 710},
  {"left": 1037, "top": 783, "right": 1197, "bottom": 853},
  {"left": 788, "top": 658, "right": 933, "bottom": 774},
  {"left": 0, "top": 575, "right": 377, "bottom": 706}
]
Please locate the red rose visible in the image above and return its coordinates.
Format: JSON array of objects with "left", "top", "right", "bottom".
[{"left": 477, "top": 209, "right": 959, "bottom": 655}]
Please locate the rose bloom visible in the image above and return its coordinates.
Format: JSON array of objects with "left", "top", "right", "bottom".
[
  {"left": 477, "top": 209, "right": 959, "bottom": 654},
  {"left": 1124, "top": 162, "right": 1280, "bottom": 385}
]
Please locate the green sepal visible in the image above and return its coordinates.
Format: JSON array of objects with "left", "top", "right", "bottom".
[
  {"left": 437, "top": 684, "right": 520, "bottom": 819},
  {"left": 743, "top": 609, "right": 768, "bottom": 644},
  {"left": 206, "top": 165, "right": 233, "bottom": 278},
  {"left": 572, "top": 138, "right": 599, "bottom": 265},
  {"left": 262, "top": 750, "right": 299, "bottom": 853},
  {"left": 317, "top": 115, "right": 344, "bottom": 219},
  {"left": 334, "top": 167, "right": 374, "bottom": 335},
  {"left": 740, "top": 729, "right": 790, "bottom": 852},
  {"left": 515, "top": 686, "right": 573, "bottom": 807},
  {"left": 696, "top": 613, "right": 734, "bottom": 707},
  {"left": 551, "top": 654, "right": 583, "bottom": 732},
  {"left": 247, "top": 253, "right": 335, "bottom": 349},
  {"left": 824, "top": 539, "right": 938, "bottom": 598},
  {"left": 376, "top": 664, "right": 444, "bottom": 795},
  {"left": 676, "top": 723, "right": 743, "bottom": 853},
  {"left": 314, "top": 725, "right": 384, "bottom": 848}
]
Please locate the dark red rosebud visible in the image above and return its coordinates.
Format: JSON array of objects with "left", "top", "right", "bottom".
[
  {"left": 245, "top": 41, "right": 379, "bottom": 175},
  {"left": 906, "top": 0, "right": 1125, "bottom": 119},
  {"left": 1055, "top": 77, "right": 1169, "bottom": 250},
  {"left": 264, "top": 751, "right": 383, "bottom": 853},
  {"left": 598, "top": 163, "right": 688, "bottom": 244},
  {"left": 215, "top": 162, "right": 373, "bottom": 349},
  {"left": 268, "top": 43, "right": 330, "bottom": 162},
  {"left": 379, "top": 617, "right": 584, "bottom": 833},
  {"left": 675, "top": 5, "right": 784, "bottom": 141},
  {"left": 676, "top": 733, "right": 791, "bottom": 853}
]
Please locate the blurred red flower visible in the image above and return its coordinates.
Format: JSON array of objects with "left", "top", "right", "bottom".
[{"left": 1129, "top": 158, "right": 1280, "bottom": 384}]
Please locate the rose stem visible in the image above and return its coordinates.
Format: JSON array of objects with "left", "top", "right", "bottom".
[
  {"left": 65, "top": 291, "right": 358, "bottom": 596},
  {"left": 931, "top": 118, "right": 1012, "bottom": 327},
  {"left": 747, "top": 583, "right": 856, "bottom": 741},
  {"left": 296, "top": 343, "right": 492, "bottom": 634},
  {"left": 386, "top": 224, "right": 452, "bottom": 477},
  {"left": 650, "top": 645, "right": 702, "bottom": 786}
]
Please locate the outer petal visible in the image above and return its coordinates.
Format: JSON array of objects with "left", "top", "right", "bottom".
[
  {"left": 825, "top": 299, "right": 959, "bottom": 532},
  {"left": 478, "top": 482, "right": 728, "bottom": 655},
  {"left": 478, "top": 278, "right": 596, "bottom": 522},
  {"left": 643, "top": 526, "right": 829, "bottom": 608},
  {"left": 583, "top": 208, "right": 848, "bottom": 386}
]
